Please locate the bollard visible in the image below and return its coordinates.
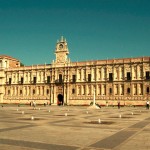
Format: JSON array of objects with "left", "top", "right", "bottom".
[
  {"left": 31, "top": 116, "right": 34, "bottom": 120},
  {"left": 98, "top": 118, "right": 101, "bottom": 124}
]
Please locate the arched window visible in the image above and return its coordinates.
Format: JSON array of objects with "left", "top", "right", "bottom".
[
  {"left": 20, "top": 90, "right": 22, "bottom": 95},
  {"left": 8, "top": 90, "right": 10, "bottom": 95},
  {"left": 147, "top": 87, "right": 149, "bottom": 94},
  {"left": 127, "top": 88, "right": 130, "bottom": 94},
  {"left": 109, "top": 88, "right": 112, "bottom": 94},
  {"left": 33, "top": 89, "right": 35, "bottom": 95},
  {"left": 47, "top": 89, "right": 49, "bottom": 94},
  {"left": 72, "top": 88, "right": 75, "bottom": 94}
]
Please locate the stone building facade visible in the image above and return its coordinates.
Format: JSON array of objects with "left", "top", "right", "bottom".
[{"left": 0, "top": 37, "right": 150, "bottom": 106}]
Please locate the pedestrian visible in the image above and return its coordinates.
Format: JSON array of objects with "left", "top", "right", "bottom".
[
  {"left": 146, "top": 101, "right": 149, "bottom": 109},
  {"left": 33, "top": 101, "right": 36, "bottom": 108},
  {"left": 118, "top": 101, "right": 120, "bottom": 109}
]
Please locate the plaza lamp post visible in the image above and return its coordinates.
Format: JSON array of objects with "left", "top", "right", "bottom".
[{"left": 93, "top": 87, "right": 96, "bottom": 106}]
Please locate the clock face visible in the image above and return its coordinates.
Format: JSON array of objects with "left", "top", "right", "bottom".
[
  {"left": 57, "top": 53, "right": 64, "bottom": 62},
  {"left": 59, "top": 44, "right": 63, "bottom": 50}
]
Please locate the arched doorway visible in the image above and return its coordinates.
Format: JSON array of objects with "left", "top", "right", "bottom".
[{"left": 57, "top": 94, "right": 63, "bottom": 105}]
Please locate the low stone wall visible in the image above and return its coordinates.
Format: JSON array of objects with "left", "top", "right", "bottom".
[
  {"left": 1, "top": 99, "right": 147, "bottom": 107},
  {"left": 2, "top": 99, "right": 50, "bottom": 105},
  {"left": 68, "top": 99, "right": 147, "bottom": 106}
]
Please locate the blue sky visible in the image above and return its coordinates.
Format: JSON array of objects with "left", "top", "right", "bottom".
[{"left": 0, "top": 0, "right": 150, "bottom": 65}]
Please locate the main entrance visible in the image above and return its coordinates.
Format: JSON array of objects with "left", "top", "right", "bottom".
[{"left": 57, "top": 94, "right": 64, "bottom": 105}]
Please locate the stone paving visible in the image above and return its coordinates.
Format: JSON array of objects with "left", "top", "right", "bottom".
[{"left": 0, "top": 104, "right": 150, "bottom": 150}]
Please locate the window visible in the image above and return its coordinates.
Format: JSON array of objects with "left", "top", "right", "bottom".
[
  {"left": 47, "top": 89, "right": 49, "bottom": 94},
  {"left": 109, "top": 73, "right": 113, "bottom": 81},
  {"left": 59, "top": 74, "right": 62, "bottom": 82},
  {"left": 127, "top": 72, "right": 131, "bottom": 80},
  {"left": 33, "top": 89, "right": 35, "bottom": 95},
  {"left": 20, "top": 90, "right": 22, "bottom": 95},
  {"left": 9, "top": 78, "right": 11, "bottom": 84},
  {"left": 72, "top": 88, "right": 75, "bottom": 94},
  {"left": 47, "top": 76, "right": 50, "bottom": 83},
  {"left": 8, "top": 90, "right": 10, "bottom": 95},
  {"left": 146, "top": 71, "right": 150, "bottom": 80},
  {"left": 21, "top": 77, "right": 23, "bottom": 84},
  {"left": 33, "top": 77, "right": 36, "bottom": 84},
  {"left": 88, "top": 74, "right": 91, "bottom": 82},
  {"left": 109, "top": 88, "right": 112, "bottom": 94},
  {"left": 147, "top": 87, "right": 149, "bottom": 94},
  {"left": 127, "top": 88, "right": 130, "bottom": 94},
  {"left": 72, "top": 75, "right": 76, "bottom": 83}
]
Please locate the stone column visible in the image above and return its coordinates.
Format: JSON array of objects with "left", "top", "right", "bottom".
[
  {"left": 118, "top": 84, "right": 120, "bottom": 95},
  {"left": 85, "top": 84, "right": 88, "bottom": 96},
  {"left": 101, "top": 68, "right": 104, "bottom": 81},
  {"left": 53, "top": 86, "right": 57, "bottom": 104},
  {"left": 124, "top": 83, "right": 126, "bottom": 97},
  {"left": 143, "top": 83, "right": 146, "bottom": 98},
  {"left": 131, "top": 65, "right": 134, "bottom": 80},
  {"left": 137, "top": 65, "right": 139, "bottom": 80},
  {"left": 50, "top": 85, "right": 54, "bottom": 104},
  {"left": 65, "top": 83, "right": 69, "bottom": 105},
  {"left": 131, "top": 83, "right": 134, "bottom": 96},
  {"left": 81, "top": 68, "right": 83, "bottom": 81},
  {"left": 96, "top": 67, "right": 98, "bottom": 81}
]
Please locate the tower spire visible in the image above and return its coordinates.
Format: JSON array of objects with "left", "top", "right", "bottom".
[
  {"left": 54, "top": 36, "right": 69, "bottom": 64},
  {"left": 60, "top": 36, "right": 64, "bottom": 42}
]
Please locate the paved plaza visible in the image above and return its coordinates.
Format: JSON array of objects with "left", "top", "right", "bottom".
[{"left": 0, "top": 104, "right": 150, "bottom": 150}]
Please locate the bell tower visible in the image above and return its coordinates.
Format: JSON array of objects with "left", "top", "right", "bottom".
[{"left": 54, "top": 36, "right": 69, "bottom": 64}]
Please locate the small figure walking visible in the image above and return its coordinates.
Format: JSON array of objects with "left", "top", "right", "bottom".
[
  {"left": 118, "top": 101, "right": 120, "bottom": 109},
  {"left": 33, "top": 101, "right": 36, "bottom": 109},
  {"left": 146, "top": 100, "right": 149, "bottom": 109},
  {"left": 30, "top": 101, "right": 32, "bottom": 107}
]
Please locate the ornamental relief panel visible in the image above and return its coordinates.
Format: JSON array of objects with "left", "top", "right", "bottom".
[
  {"left": 108, "top": 68, "right": 112, "bottom": 72},
  {"left": 125, "top": 68, "right": 131, "bottom": 72},
  {"left": 144, "top": 66, "right": 150, "bottom": 71},
  {"left": 58, "top": 71, "right": 63, "bottom": 74}
]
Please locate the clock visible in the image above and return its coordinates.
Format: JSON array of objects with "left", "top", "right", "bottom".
[
  {"left": 57, "top": 53, "right": 64, "bottom": 62},
  {"left": 59, "top": 44, "right": 63, "bottom": 50}
]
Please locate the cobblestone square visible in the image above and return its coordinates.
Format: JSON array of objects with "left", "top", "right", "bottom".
[{"left": 0, "top": 105, "right": 150, "bottom": 150}]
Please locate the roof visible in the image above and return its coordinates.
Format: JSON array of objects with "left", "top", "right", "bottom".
[{"left": 0, "top": 55, "right": 20, "bottom": 62}]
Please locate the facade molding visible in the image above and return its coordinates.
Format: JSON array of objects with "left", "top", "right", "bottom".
[{"left": 0, "top": 37, "right": 150, "bottom": 106}]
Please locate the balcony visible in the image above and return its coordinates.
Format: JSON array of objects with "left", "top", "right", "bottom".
[
  {"left": 70, "top": 79, "right": 76, "bottom": 83},
  {"left": 124, "top": 77, "right": 131, "bottom": 81},
  {"left": 55, "top": 79, "right": 63, "bottom": 85}
]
